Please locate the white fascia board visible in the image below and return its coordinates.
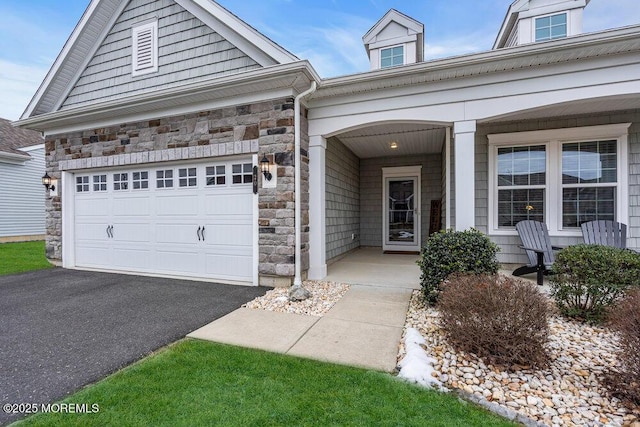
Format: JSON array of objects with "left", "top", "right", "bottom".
[
  {"left": 319, "top": 25, "right": 640, "bottom": 95},
  {"left": 15, "top": 62, "right": 320, "bottom": 134},
  {"left": 488, "top": 123, "right": 632, "bottom": 145},
  {"left": 20, "top": 144, "right": 45, "bottom": 152},
  {"left": 519, "top": 0, "right": 588, "bottom": 18},
  {"left": 368, "top": 35, "right": 417, "bottom": 50},
  {"left": 175, "top": 0, "right": 298, "bottom": 66},
  {"left": 20, "top": 0, "right": 104, "bottom": 119},
  {"left": 0, "top": 151, "right": 31, "bottom": 163}
]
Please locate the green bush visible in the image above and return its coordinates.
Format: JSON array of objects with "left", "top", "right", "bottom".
[
  {"left": 417, "top": 229, "right": 500, "bottom": 305},
  {"left": 550, "top": 244, "right": 640, "bottom": 323},
  {"left": 438, "top": 274, "right": 550, "bottom": 368},
  {"left": 605, "top": 289, "right": 640, "bottom": 405}
]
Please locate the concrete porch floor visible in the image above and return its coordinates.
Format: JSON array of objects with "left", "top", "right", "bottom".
[{"left": 323, "top": 247, "right": 420, "bottom": 289}]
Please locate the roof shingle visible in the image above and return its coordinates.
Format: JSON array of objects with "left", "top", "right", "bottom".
[{"left": 0, "top": 118, "right": 43, "bottom": 158}]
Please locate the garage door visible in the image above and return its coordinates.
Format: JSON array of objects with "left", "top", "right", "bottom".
[{"left": 73, "top": 158, "right": 255, "bottom": 284}]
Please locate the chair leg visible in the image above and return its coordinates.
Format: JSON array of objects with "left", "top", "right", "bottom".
[{"left": 536, "top": 252, "right": 544, "bottom": 286}]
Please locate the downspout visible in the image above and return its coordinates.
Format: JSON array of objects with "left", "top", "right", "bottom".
[{"left": 293, "top": 81, "right": 317, "bottom": 288}]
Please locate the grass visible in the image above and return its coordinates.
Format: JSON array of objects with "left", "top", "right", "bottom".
[
  {"left": 0, "top": 241, "right": 52, "bottom": 276},
  {"left": 17, "top": 340, "right": 515, "bottom": 427}
]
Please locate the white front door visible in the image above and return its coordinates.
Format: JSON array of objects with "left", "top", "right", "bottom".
[{"left": 383, "top": 166, "right": 421, "bottom": 252}]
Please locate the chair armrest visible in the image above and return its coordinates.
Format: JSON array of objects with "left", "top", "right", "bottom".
[{"left": 519, "top": 245, "right": 544, "bottom": 254}]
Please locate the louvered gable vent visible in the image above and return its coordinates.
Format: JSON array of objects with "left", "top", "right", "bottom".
[{"left": 132, "top": 21, "right": 158, "bottom": 76}]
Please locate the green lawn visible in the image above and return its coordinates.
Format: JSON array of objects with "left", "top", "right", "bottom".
[
  {"left": 17, "top": 340, "right": 515, "bottom": 427},
  {"left": 0, "top": 241, "right": 52, "bottom": 276}
]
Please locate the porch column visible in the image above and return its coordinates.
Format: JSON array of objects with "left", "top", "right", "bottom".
[
  {"left": 308, "top": 135, "right": 327, "bottom": 279},
  {"left": 453, "top": 120, "right": 476, "bottom": 231}
]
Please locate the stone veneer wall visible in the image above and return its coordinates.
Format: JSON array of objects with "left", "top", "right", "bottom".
[{"left": 44, "top": 99, "right": 308, "bottom": 285}]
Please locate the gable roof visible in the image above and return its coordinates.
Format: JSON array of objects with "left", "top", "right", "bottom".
[
  {"left": 21, "top": 0, "right": 298, "bottom": 120},
  {"left": 494, "top": 0, "right": 590, "bottom": 49},
  {"left": 0, "top": 118, "right": 43, "bottom": 159},
  {"left": 362, "top": 9, "right": 424, "bottom": 62}
]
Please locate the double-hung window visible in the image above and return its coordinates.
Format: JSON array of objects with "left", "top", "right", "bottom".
[{"left": 488, "top": 124, "right": 630, "bottom": 236}]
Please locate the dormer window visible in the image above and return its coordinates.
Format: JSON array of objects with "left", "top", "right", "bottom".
[
  {"left": 535, "top": 13, "right": 567, "bottom": 42},
  {"left": 380, "top": 46, "right": 404, "bottom": 68},
  {"left": 132, "top": 20, "right": 158, "bottom": 77}
]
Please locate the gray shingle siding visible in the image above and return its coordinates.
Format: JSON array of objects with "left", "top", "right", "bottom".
[
  {"left": 62, "top": 0, "right": 260, "bottom": 109},
  {"left": 476, "top": 110, "right": 640, "bottom": 263},
  {"left": 359, "top": 154, "right": 442, "bottom": 248},
  {"left": 326, "top": 138, "right": 360, "bottom": 261}
]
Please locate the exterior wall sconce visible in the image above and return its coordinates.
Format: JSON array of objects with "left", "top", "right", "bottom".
[
  {"left": 260, "top": 154, "right": 277, "bottom": 189},
  {"left": 260, "top": 154, "right": 272, "bottom": 181},
  {"left": 42, "top": 172, "right": 58, "bottom": 197},
  {"left": 389, "top": 141, "right": 398, "bottom": 149}
]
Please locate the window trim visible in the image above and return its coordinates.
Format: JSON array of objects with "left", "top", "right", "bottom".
[
  {"left": 488, "top": 124, "right": 630, "bottom": 236},
  {"left": 132, "top": 20, "right": 158, "bottom": 77},
  {"left": 380, "top": 45, "right": 405, "bottom": 69}
]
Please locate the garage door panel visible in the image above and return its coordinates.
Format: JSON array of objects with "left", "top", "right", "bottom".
[
  {"left": 75, "top": 223, "right": 110, "bottom": 242},
  {"left": 111, "top": 223, "right": 151, "bottom": 243},
  {"left": 155, "top": 249, "right": 200, "bottom": 275},
  {"left": 112, "top": 197, "right": 150, "bottom": 217},
  {"left": 75, "top": 245, "right": 110, "bottom": 267},
  {"left": 204, "top": 193, "right": 252, "bottom": 215},
  {"left": 156, "top": 223, "right": 200, "bottom": 244},
  {"left": 203, "top": 224, "right": 252, "bottom": 247},
  {"left": 112, "top": 248, "right": 152, "bottom": 270},
  {"left": 156, "top": 195, "right": 198, "bottom": 216},
  {"left": 204, "top": 253, "right": 252, "bottom": 280},
  {"left": 76, "top": 197, "right": 109, "bottom": 217}
]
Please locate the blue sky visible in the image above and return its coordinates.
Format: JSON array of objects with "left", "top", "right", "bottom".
[{"left": 0, "top": 0, "right": 638, "bottom": 120}]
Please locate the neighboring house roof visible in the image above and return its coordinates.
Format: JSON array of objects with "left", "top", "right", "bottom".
[
  {"left": 21, "top": 0, "right": 299, "bottom": 120},
  {"left": 0, "top": 118, "right": 43, "bottom": 160}
]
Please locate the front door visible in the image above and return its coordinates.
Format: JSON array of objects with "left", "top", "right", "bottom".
[{"left": 383, "top": 166, "right": 421, "bottom": 252}]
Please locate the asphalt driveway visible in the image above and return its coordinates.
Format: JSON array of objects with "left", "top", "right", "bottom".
[{"left": 0, "top": 268, "right": 268, "bottom": 425}]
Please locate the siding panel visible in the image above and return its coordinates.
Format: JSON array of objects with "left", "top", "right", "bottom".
[
  {"left": 326, "top": 138, "right": 360, "bottom": 261},
  {"left": 0, "top": 148, "right": 46, "bottom": 238},
  {"left": 61, "top": 0, "right": 261, "bottom": 109}
]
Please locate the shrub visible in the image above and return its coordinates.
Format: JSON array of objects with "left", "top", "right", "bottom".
[
  {"left": 417, "top": 229, "right": 500, "bottom": 305},
  {"left": 605, "top": 289, "right": 640, "bottom": 405},
  {"left": 550, "top": 245, "right": 640, "bottom": 323},
  {"left": 438, "top": 274, "right": 550, "bottom": 368}
]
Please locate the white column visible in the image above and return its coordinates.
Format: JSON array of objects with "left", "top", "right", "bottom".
[
  {"left": 453, "top": 120, "right": 476, "bottom": 231},
  {"left": 308, "top": 135, "right": 327, "bottom": 279}
]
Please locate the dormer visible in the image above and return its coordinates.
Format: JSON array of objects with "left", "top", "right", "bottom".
[
  {"left": 494, "top": 0, "right": 590, "bottom": 49},
  {"left": 363, "top": 9, "right": 424, "bottom": 71}
]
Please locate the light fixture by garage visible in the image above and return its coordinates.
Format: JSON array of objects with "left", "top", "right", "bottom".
[
  {"left": 41, "top": 172, "right": 55, "bottom": 191},
  {"left": 260, "top": 154, "right": 273, "bottom": 181}
]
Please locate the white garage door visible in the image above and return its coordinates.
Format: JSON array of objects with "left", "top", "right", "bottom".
[{"left": 73, "top": 159, "right": 255, "bottom": 284}]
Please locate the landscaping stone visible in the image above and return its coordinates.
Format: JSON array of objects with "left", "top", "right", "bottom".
[{"left": 398, "top": 290, "right": 640, "bottom": 426}]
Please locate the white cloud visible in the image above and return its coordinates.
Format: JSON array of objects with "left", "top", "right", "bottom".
[{"left": 0, "top": 60, "right": 48, "bottom": 121}]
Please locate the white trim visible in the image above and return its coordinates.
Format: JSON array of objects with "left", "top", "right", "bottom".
[
  {"left": 487, "top": 123, "right": 631, "bottom": 236},
  {"left": 382, "top": 166, "right": 422, "bottom": 252},
  {"left": 0, "top": 152, "right": 30, "bottom": 163},
  {"left": 252, "top": 153, "right": 259, "bottom": 286},
  {"left": 453, "top": 120, "right": 476, "bottom": 231},
  {"left": 308, "top": 136, "right": 327, "bottom": 280},
  {"left": 445, "top": 127, "right": 451, "bottom": 230},
  {"left": 62, "top": 171, "right": 75, "bottom": 268},
  {"left": 174, "top": 0, "right": 297, "bottom": 66},
  {"left": 132, "top": 20, "right": 159, "bottom": 77},
  {"left": 20, "top": 144, "right": 45, "bottom": 152}
]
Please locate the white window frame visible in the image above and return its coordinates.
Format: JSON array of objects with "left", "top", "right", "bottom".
[
  {"left": 488, "top": 124, "right": 630, "bottom": 237},
  {"left": 380, "top": 45, "right": 404, "bottom": 69},
  {"left": 132, "top": 20, "right": 158, "bottom": 77},
  {"left": 534, "top": 12, "right": 568, "bottom": 42}
]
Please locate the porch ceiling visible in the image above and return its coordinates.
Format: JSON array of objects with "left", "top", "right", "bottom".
[
  {"left": 481, "top": 94, "right": 640, "bottom": 123},
  {"left": 335, "top": 123, "right": 446, "bottom": 159}
]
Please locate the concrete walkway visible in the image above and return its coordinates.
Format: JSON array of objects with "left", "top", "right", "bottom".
[{"left": 188, "top": 285, "right": 413, "bottom": 372}]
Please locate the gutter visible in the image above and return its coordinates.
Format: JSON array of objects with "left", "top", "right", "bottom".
[{"left": 293, "top": 81, "right": 317, "bottom": 288}]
